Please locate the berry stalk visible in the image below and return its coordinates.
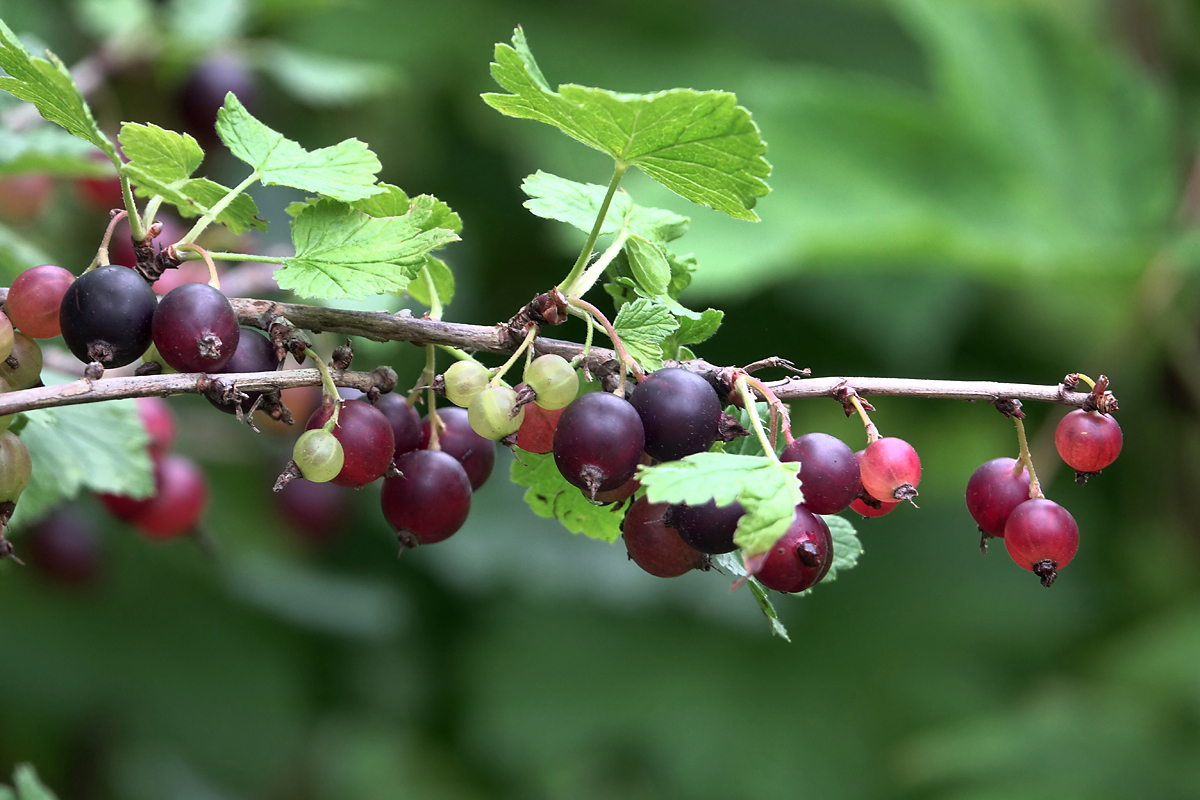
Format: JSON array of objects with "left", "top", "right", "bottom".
[{"left": 1013, "top": 415, "right": 1045, "bottom": 500}]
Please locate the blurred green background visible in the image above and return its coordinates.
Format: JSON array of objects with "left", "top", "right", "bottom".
[{"left": 2, "top": 0, "right": 1200, "bottom": 797}]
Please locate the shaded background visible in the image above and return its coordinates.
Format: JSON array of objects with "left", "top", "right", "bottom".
[{"left": 1, "top": 0, "right": 1199, "bottom": 797}]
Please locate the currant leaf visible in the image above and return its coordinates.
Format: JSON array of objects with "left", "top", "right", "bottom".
[
  {"left": 521, "top": 171, "right": 689, "bottom": 243},
  {"left": 623, "top": 234, "right": 671, "bottom": 296},
  {"left": 262, "top": 43, "right": 398, "bottom": 107},
  {"left": 279, "top": 197, "right": 460, "bottom": 300},
  {"left": 0, "top": 221, "right": 53, "bottom": 272},
  {"left": 406, "top": 256, "right": 456, "bottom": 308},
  {"left": 509, "top": 451, "right": 623, "bottom": 543},
  {"left": 9, "top": 764, "right": 58, "bottom": 800},
  {"left": 351, "top": 182, "right": 462, "bottom": 233},
  {"left": 612, "top": 297, "right": 677, "bottom": 371},
  {"left": 820, "top": 514, "right": 863, "bottom": 582},
  {"left": 484, "top": 28, "right": 771, "bottom": 220},
  {"left": 637, "top": 452, "right": 802, "bottom": 557},
  {"left": 0, "top": 126, "right": 112, "bottom": 178},
  {"left": 216, "top": 93, "right": 384, "bottom": 201},
  {"left": 712, "top": 552, "right": 790, "bottom": 641}
]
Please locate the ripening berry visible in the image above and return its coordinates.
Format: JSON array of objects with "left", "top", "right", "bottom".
[
  {"left": 293, "top": 429, "right": 346, "bottom": 483},
  {"left": 6, "top": 264, "right": 74, "bottom": 339},
  {"left": 1055, "top": 410, "right": 1122, "bottom": 475},
  {"left": 524, "top": 354, "right": 578, "bottom": 410},
  {"left": 443, "top": 360, "right": 489, "bottom": 408},
  {"left": 467, "top": 385, "right": 525, "bottom": 441},
  {"left": 553, "top": 392, "right": 645, "bottom": 499},
  {"left": 965, "top": 457, "right": 1031, "bottom": 539},
  {"left": 382, "top": 449, "right": 472, "bottom": 548},
  {"left": 622, "top": 496, "right": 708, "bottom": 578},
  {"left": 860, "top": 437, "right": 921, "bottom": 503},
  {"left": 306, "top": 399, "right": 395, "bottom": 487},
  {"left": 754, "top": 505, "right": 833, "bottom": 593},
  {"left": 780, "top": 432, "right": 862, "bottom": 515},
  {"left": 1004, "top": 498, "right": 1079, "bottom": 587}
]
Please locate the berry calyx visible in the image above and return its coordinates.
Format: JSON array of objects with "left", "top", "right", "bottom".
[
  {"left": 293, "top": 429, "right": 346, "bottom": 483},
  {"left": 382, "top": 449, "right": 472, "bottom": 549},
  {"left": 1055, "top": 409, "right": 1122, "bottom": 478},
  {"left": 524, "top": 354, "right": 578, "bottom": 410},
  {"left": 152, "top": 283, "right": 241, "bottom": 373},
  {"left": 467, "top": 385, "right": 525, "bottom": 441},
  {"left": 622, "top": 496, "right": 708, "bottom": 578},
  {"left": 849, "top": 496, "right": 898, "bottom": 518},
  {"left": 420, "top": 407, "right": 496, "bottom": 490},
  {"left": 780, "top": 432, "right": 862, "bottom": 515},
  {"left": 59, "top": 265, "right": 157, "bottom": 368},
  {"left": 860, "top": 437, "right": 921, "bottom": 503},
  {"left": 6, "top": 264, "right": 74, "bottom": 339},
  {"left": 553, "top": 391, "right": 645, "bottom": 499},
  {"left": 628, "top": 367, "right": 721, "bottom": 461},
  {"left": 965, "top": 457, "right": 1032, "bottom": 544},
  {"left": 1004, "top": 498, "right": 1079, "bottom": 587},
  {"left": 306, "top": 399, "right": 395, "bottom": 487},
  {"left": 443, "top": 360, "right": 489, "bottom": 408},
  {"left": 664, "top": 499, "right": 744, "bottom": 555},
  {"left": 754, "top": 505, "right": 833, "bottom": 593}
]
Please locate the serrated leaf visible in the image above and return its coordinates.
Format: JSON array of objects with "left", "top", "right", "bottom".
[
  {"left": 485, "top": 29, "right": 770, "bottom": 220},
  {"left": 13, "top": 374, "right": 153, "bottom": 529},
  {"left": 119, "top": 122, "right": 203, "bottom": 185},
  {"left": 623, "top": 234, "right": 670, "bottom": 296},
  {"left": 821, "top": 514, "right": 862, "bottom": 583},
  {"left": 719, "top": 402, "right": 784, "bottom": 458},
  {"left": 638, "top": 452, "right": 801, "bottom": 557},
  {"left": 0, "top": 126, "right": 111, "bottom": 178},
  {"left": 216, "top": 93, "right": 384, "bottom": 201},
  {"left": 0, "top": 20, "right": 114, "bottom": 160},
  {"left": 666, "top": 251, "right": 697, "bottom": 299},
  {"left": 612, "top": 297, "right": 677, "bottom": 371},
  {"left": 351, "top": 183, "right": 462, "bottom": 234},
  {"left": 521, "top": 171, "right": 688, "bottom": 243},
  {"left": 127, "top": 172, "right": 266, "bottom": 234},
  {"left": 11, "top": 765, "right": 57, "bottom": 800},
  {"left": 672, "top": 307, "right": 722, "bottom": 347},
  {"left": 510, "top": 451, "right": 623, "bottom": 542},
  {"left": 263, "top": 43, "right": 398, "bottom": 107},
  {"left": 279, "top": 197, "right": 459, "bottom": 300},
  {"left": 714, "top": 552, "right": 789, "bottom": 640},
  {"left": 407, "top": 256, "right": 456, "bottom": 308}
]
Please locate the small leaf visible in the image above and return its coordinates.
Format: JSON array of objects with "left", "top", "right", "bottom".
[
  {"left": 166, "top": 0, "right": 248, "bottom": 44},
  {"left": 0, "top": 126, "right": 112, "bottom": 178},
  {"left": 216, "top": 93, "right": 384, "bottom": 201},
  {"left": 12, "top": 764, "right": 58, "bottom": 800},
  {"left": 719, "top": 402, "right": 783, "bottom": 458},
  {"left": 352, "top": 183, "right": 462, "bottom": 234},
  {"left": 0, "top": 20, "right": 115, "bottom": 160},
  {"left": 119, "top": 122, "right": 203, "bottom": 185},
  {"left": 0, "top": 221, "right": 53, "bottom": 276},
  {"left": 263, "top": 43, "right": 399, "bottom": 107},
  {"left": 623, "top": 234, "right": 670, "bottom": 296},
  {"left": 485, "top": 29, "right": 770, "bottom": 220},
  {"left": 820, "top": 514, "right": 863, "bottom": 582},
  {"left": 278, "top": 197, "right": 459, "bottom": 300},
  {"left": 127, "top": 173, "right": 267, "bottom": 235},
  {"left": 612, "top": 297, "right": 677, "bottom": 371},
  {"left": 521, "top": 171, "right": 688, "bottom": 242},
  {"left": 714, "top": 552, "right": 789, "bottom": 641},
  {"left": 510, "top": 451, "right": 623, "bottom": 542},
  {"left": 672, "top": 307, "right": 723, "bottom": 347},
  {"left": 407, "top": 255, "right": 456, "bottom": 308},
  {"left": 638, "top": 451, "right": 801, "bottom": 557}
]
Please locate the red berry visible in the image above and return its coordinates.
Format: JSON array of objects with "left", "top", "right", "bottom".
[
  {"left": 965, "top": 457, "right": 1031, "bottom": 539},
  {"left": 860, "top": 437, "right": 921, "bottom": 503},
  {"left": 374, "top": 393, "right": 423, "bottom": 457},
  {"left": 420, "top": 407, "right": 495, "bottom": 491},
  {"left": 135, "top": 397, "right": 176, "bottom": 459},
  {"left": 27, "top": 508, "right": 101, "bottom": 586},
  {"left": 754, "top": 505, "right": 833, "bottom": 593},
  {"left": 6, "top": 265, "right": 74, "bottom": 339},
  {"left": 849, "top": 496, "right": 898, "bottom": 518},
  {"left": 1004, "top": 498, "right": 1079, "bottom": 587},
  {"left": 152, "top": 283, "right": 241, "bottom": 373},
  {"left": 622, "top": 496, "right": 707, "bottom": 578},
  {"left": 0, "top": 174, "right": 52, "bottom": 221},
  {"left": 381, "top": 449, "right": 472, "bottom": 548},
  {"left": 516, "top": 397, "right": 563, "bottom": 455},
  {"left": 553, "top": 392, "right": 645, "bottom": 499},
  {"left": 1055, "top": 410, "right": 1122, "bottom": 476},
  {"left": 275, "top": 479, "right": 350, "bottom": 545},
  {"left": 306, "top": 399, "right": 395, "bottom": 487},
  {"left": 133, "top": 455, "right": 209, "bottom": 541},
  {"left": 780, "top": 432, "right": 862, "bottom": 515}
]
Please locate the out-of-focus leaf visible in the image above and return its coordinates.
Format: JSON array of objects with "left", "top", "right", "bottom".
[
  {"left": 166, "top": 0, "right": 248, "bottom": 44},
  {"left": 74, "top": 0, "right": 153, "bottom": 40},
  {"left": 406, "top": 256, "right": 455, "bottom": 309},
  {"left": 263, "top": 43, "right": 399, "bottom": 106},
  {"left": 0, "top": 126, "right": 111, "bottom": 177},
  {"left": 11, "top": 765, "right": 58, "bottom": 800},
  {"left": 0, "top": 222, "right": 53, "bottom": 279}
]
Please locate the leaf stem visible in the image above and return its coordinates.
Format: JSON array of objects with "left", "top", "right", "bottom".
[
  {"left": 140, "top": 195, "right": 164, "bottom": 232},
  {"left": 1013, "top": 416, "right": 1044, "bottom": 500},
  {"left": 174, "top": 243, "right": 220, "bottom": 289},
  {"left": 88, "top": 210, "right": 129, "bottom": 271},
  {"left": 736, "top": 375, "right": 780, "bottom": 464},
  {"left": 180, "top": 170, "right": 261, "bottom": 245},
  {"left": 744, "top": 375, "right": 795, "bottom": 445},
  {"left": 304, "top": 347, "right": 341, "bottom": 429},
  {"left": 849, "top": 394, "right": 880, "bottom": 443},
  {"left": 426, "top": 345, "right": 441, "bottom": 451},
  {"left": 490, "top": 324, "right": 538, "bottom": 387},
  {"left": 560, "top": 164, "right": 626, "bottom": 296},
  {"left": 119, "top": 173, "right": 146, "bottom": 242},
  {"left": 567, "top": 231, "right": 628, "bottom": 299},
  {"left": 177, "top": 251, "right": 288, "bottom": 265},
  {"left": 419, "top": 262, "right": 443, "bottom": 321}
]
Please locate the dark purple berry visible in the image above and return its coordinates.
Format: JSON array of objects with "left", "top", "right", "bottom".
[
  {"left": 754, "top": 505, "right": 833, "bottom": 593},
  {"left": 59, "top": 265, "right": 156, "bottom": 367},
  {"left": 375, "top": 393, "right": 422, "bottom": 457},
  {"left": 419, "top": 407, "right": 495, "bottom": 491},
  {"left": 307, "top": 399, "right": 395, "bottom": 487},
  {"left": 27, "top": 508, "right": 101, "bottom": 586},
  {"left": 152, "top": 283, "right": 240, "bottom": 373},
  {"left": 628, "top": 368, "right": 720, "bottom": 461},
  {"left": 382, "top": 449, "right": 472, "bottom": 548},
  {"left": 664, "top": 499, "right": 743, "bottom": 555},
  {"left": 780, "top": 432, "right": 862, "bottom": 514},
  {"left": 553, "top": 392, "right": 645, "bottom": 499},
  {"left": 275, "top": 479, "right": 350, "bottom": 545},
  {"left": 208, "top": 327, "right": 278, "bottom": 414}
]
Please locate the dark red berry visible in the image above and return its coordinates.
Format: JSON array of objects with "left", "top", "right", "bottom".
[
  {"left": 1055, "top": 410, "right": 1122, "bottom": 475},
  {"left": 780, "top": 432, "right": 862, "bottom": 514},
  {"left": 622, "top": 496, "right": 708, "bottom": 578},
  {"left": 1004, "top": 498, "right": 1079, "bottom": 587},
  {"left": 180, "top": 54, "right": 259, "bottom": 139},
  {"left": 420, "top": 407, "right": 495, "bottom": 491},
  {"left": 849, "top": 496, "right": 898, "bottom": 518},
  {"left": 382, "top": 449, "right": 472, "bottom": 548},
  {"left": 76, "top": 151, "right": 123, "bottom": 211},
  {"left": 754, "top": 505, "right": 833, "bottom": 593},
  {"left": 208, "top": 328, "right": 278, "bottom": 414},
  {"left": 664, "top": 499, "right": 744, "bottom": 555},
  {"left": 27, "top": 508, "right": 101, "bottom": 586},
  {"left": 275, "top": 479, "right": 350, "bottom": 545},
  {"left": 0, "top": 174, "right": 52, "bottom": 221},
  {"left": 59, "top": 265, "right": 157, "bottom": 367},
  {"left": 6, "top": 265, "right": 74, "bottom": 339},
  {"left": 860, "top": 437, "right": 921, "bottom": 503},
  {"left": 628, "top": 368, "right": 720, "bottom": 462},
  {"left": 374, "top": 393, "right": 422, "bottom": 457},
  {"left": 136, "top": 397, "right": 176, "bottom": 459},
  {"left": 516, "top": 399, "right": 563, "bottom": 455},
  {"left": 553, "top": 392, "right": 645, "bottom": 498},
  {"left": 152, "top": 283, "right": 240, "bottom": 373},
  {"left": 133, "top": 455, "right": 209, "bottom": 541},
  {"left": 965, "top": 458, "right": 1031, "bottom": 538},
  {"left": 307, "top": 399, "right": 395, "bottom": 487}
]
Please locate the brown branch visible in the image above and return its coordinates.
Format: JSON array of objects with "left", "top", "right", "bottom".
[{"left": 760, "top": 376, "right": 1093, "bottom": 407}]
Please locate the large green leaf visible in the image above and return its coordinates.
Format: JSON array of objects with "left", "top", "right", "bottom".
[{"left": 510, "top": 451, "right": 624, "bottom": 542}]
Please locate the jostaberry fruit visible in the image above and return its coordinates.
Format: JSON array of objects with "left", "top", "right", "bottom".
[
  {"left": 6, "top": 264, "right": 74, "bottom": 339},
  {"left": 780, "top": 432, "right": 862, "bottom": 515},
  {"left": 965, "top": 457, "right": 1032, "bottom": 539},
  {"left": 59, "top": 265, "right": 156, "bottom": 368},
  {"left": 1004, "top": 498, "right": 1079, "bottom": 587},
  {"left": 306, "top": 399, "right": 395, "bottom": 487},
  {"left": 629, "top": 368, "right": 720, "bottom": 462},
  {"left": 420, "top": 407, "right": 496, "bottom": 490},
  {"left": 754, "top": 505, "right": 833, "bottom": 593},
  {"left": 152, "top": 283, "right": 240, "bottom": 373},
  {"left": 664, "top": 499, "right": 744, "bottom": 555},
  {"left": 553, "top": 391, "right": 645, "bottom": 498},
  {"left": 622, "top": 496, "right": 708, "bottom": 578},
  {"left": 860, "top": 437, "right": 921, "bottom": 503},
  {"left": 382, "top": 449, "right": 472, "bottom": 548},
  {"left": 1055, "top": 409, "right": 1122, "bottom": 476}
]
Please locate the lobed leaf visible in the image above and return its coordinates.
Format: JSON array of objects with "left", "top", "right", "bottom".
[
  {"left": 486, "top": 29, "right": 770, "bottom": 220},
  {"left": 119, "top": 123, "right": 203, "bottom": 185},
  {"left": 263, "top": 43, "right": 399, "bottom": 107},
  {"left": 510, "top": 451, "right": 624, "bottom": 543},
  {"left": 216, "top": 93, "right": 384, "bottom": 201},
  {"left": 623, "top": 234, "right": 671, "bottom": 296},
  {"left": 352, "top": 183, "right": 462, "bottom": 233},
  {"left": 611, "top": 297, "right": 677, "bottom": 371}
]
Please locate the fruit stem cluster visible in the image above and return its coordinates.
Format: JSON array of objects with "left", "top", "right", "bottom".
[
  {"left": 1013, "top": 416, "right": 1044, "bottom": 500},
  {"left": 88, "top": 210, "right": 129, "bottom": 272},
  {"left": 565, "top": 296, "right": 645, "bottom": 391},
  {"left": 736, "top": 374, "right": 780, "bottom": 464},
  {"left": 489, "top": 324, "right": 538, "bottom": 388},
  {"left": 173, "top": 243, "right": 221, "bottom": 289},
  {"left": 303, "top": 347, "right": 342, "bottom": 429},
  {"left": 847, "top": 393, "right": 881, "bottom": 444}
]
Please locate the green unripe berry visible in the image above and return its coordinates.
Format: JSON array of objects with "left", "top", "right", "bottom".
[
  {"left": 0, "top": 312, "right": 14, "bottom": 363},
  {"left": 468, "top": 385, "right": 525, "bottom": 441},
  {"left": 293, "top": 428, "right": 345, "bottom": 483},
  {"left": 524, "top": 354, "right": 578, "bottom": 410},
  {"left": 444, "top": 360, "right": 489, "bottom": 408},
  {"left": 0, "top": 430, "right": 31, "bottom": 502},
  {"left": 0, "top": 332, "right": 41, "bottom": 390}
]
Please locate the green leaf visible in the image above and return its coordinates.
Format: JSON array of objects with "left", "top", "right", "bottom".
[
  {"left": 142, "top": 177, "right": 267, "bottom": 234},
  {"left": 351, "top": 183, "right": 462, "bottom": 234},
  {"left": 484, "top": 28, "right": 770, "bottom": 220},
  {"left": 521, "top": 171, "right": 689, "bottom": 243},
  {"left": 0, "top": 222, "right": 54, "bottom": 281},
  {"left": 713, "top": 552, "right": 789, "bottom": 641},
  {"left": 820, "top": 514, "right": 862, "bottom": 583},
  {"left": 0, "top": 126, "right": 112, "bottom": 178},
  {"left": 407, "top": 256, "right": 456, "bottom": 308},
  {"left": 166, "top": 0, "right": 248, "bottom": 44},
  {"left": 279, "top": 197, "right": 460, "bottom": 300},
  {"left": 510, "top": 451, "right": 623, "bottom": 542},
  {"left": 75, "top": 0, "right": 154, "bottom": 40},
  {"left": 216, "top": 93, "right": 384, "bottom": 201},
  {"left": 638, "top": 452, "right": 801, "bottom": 557},
  {"left": 263, "top": 43, "right": 399, "bottom": 107},
  {"left": 0, "top": 787, "right": 12, "bottom": 800},
  {"left": 12, "top": 764, "right": 58, "bottom": 800},
  {"left": 119, "top": 123, "right": 203, "bottom": 185},
  {"left": 611, "top": 297, "right": 677, "bottom": 371},
  {"left": 623, "top": 234, "right": 670, "bottom": 296},
  {"left": 672, "top": 307, "right": 723, "bottom": 347},
  {"left": 13, "top": 374, "right": 154, "bottom": 529},
  {"left": 719, "top": 402, "right": 782, "bottom": 458}
]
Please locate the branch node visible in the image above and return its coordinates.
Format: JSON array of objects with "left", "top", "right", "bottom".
[
  {"left": 834, "top": 385, "right": 873, "bottom": 417},
  {"left": 991, "top": 398, "right": 1025, "bottom": 419},
  {"left": 331, "top": 339, "right": 354, "bottom": 371}
]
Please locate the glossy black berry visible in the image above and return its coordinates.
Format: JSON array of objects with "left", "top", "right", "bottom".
[
  {"left": 59, "top": 266, "right": 156, "bottom": 367},
  {"left": 628, "top": 368, "right": 721, "bottom": 461},
  {"left": 664, "top": 499, "right": 744, "bottom": 555},
  {"left": 553, "top": 391, "right": 645, "bottom": 498}
]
